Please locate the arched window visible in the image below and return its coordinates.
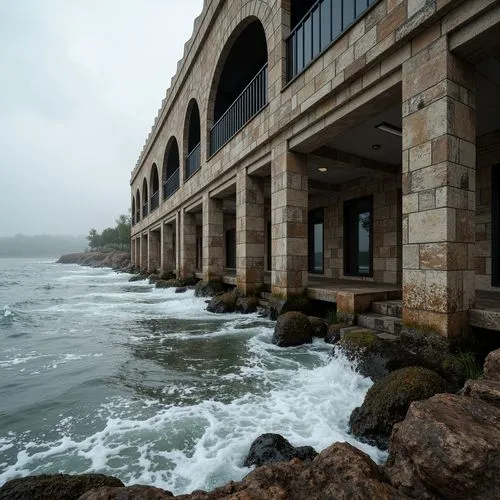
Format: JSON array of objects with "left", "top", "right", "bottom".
[
  {"left": 135, "top": 189, "right": 141, "bottom": 223},
  {"left": 209, "top": 19, "right": 268, "bottom": 155},
  {"left": 162, "top": 137, "right": 180, "bottom": 199},
  {"left": 142, "top": 178, "right": 149, "bottom": 218},
  {"left": 184, "top": 100, "right": 201, "bottom": 180},
  {"left": 131, "top": 197, "right": 136, "bottom": 225},
  {"left": 150, "top": 163, "right": 160, "bottom": 211}
]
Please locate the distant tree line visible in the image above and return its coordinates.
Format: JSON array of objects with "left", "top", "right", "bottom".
[{"left": 87, "top": 214, "right": 130, "bottom": 251}]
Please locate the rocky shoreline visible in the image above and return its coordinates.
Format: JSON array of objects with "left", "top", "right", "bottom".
[{"left": 56, "top": 251, "right": 132, "bottom": 272}]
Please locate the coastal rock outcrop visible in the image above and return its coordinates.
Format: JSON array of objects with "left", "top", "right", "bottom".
[
  {"left": 156, "top": 279, "right": 182, "bottom": 289},
  {"left": 235, "top": 296, "right": 259, "bottom": 314},
  {"left": 308, "top": 316, "right": 328, "bottom": 338},
  {"left": 57, "top": 252, "right": 131, "bottom": 271},
  {"left": 194, "top": 280, "right": 225, "bottom": 298},
  {"left": 349, "top": 367, "right": 446, "bottom": 449},
  {"left": 272, "top": 311, "right": 313, "bottom": 347},
  {"left": 243, "top": 433, "right": 317, "bottom": 467},
  {"left": 78, "top": 485, "right": 173, "bottom": 499},
  {"left": 206, "top": 292, "right": 236, "bottom": 313},
  {"left": 0, "top": 473, "right": 123, "bottom": 500}
]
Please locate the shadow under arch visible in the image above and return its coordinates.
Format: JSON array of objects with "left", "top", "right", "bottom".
[
  {"left": 150, "top": 163, "right": 160, "bottom": 211},
  {"left": 162, "top": 137, "right": 180, "bottom": 200},
  {"left": 183, "top": 99, "right": 201, "bottom": 181}
]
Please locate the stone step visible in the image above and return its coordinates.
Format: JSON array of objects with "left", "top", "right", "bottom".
[
  {"left": 371, "top": 300, "right": 403, "bottom": 318},
  {"left": 339, "top": 326, "right": 373, "bottom": 338},
  {"left": 357, "top": 312, "right": 402, "bottom": 335}
]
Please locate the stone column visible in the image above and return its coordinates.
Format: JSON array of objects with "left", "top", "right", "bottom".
[
  {"left": 202, "top": 194, "right": 224, "bottom": 281},
  {"left": 161, "top": 223, "right": 174, "bottom": 273},
  {"left": 271, "top": 147, "right": 308, "bottom": 296},
  {"left": 131, "top": 238, "right": 135, "bottom": 267},
  {"left": 180, "top": 210, "right": 197, "bottom": 278},
  {"left": 147, "top": 230, "right": 160, "bottom": 273},
  {"left": 135, "top": 238, "right": 140, "bottom": 267},
  {"left": 236, "top": 169, "right": 265, "bottom": 294},
  {"left": 402, "top": 37, "right": 476, "bottom": 337},
  {"left": 140, "top": 234, "right": 148, "bottom": 271}
]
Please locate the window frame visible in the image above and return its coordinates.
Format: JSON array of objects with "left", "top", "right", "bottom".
[{"left": 308, "top": 207, "right": 324, "bottom": 274}]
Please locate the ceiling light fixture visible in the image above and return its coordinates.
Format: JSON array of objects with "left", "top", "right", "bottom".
[
  {"left": 372, "top": 144, "right": 381, "bottom": 150},
  {"left": 375, "top": 122, "right": 402, "bottom": 137},
  {"left": 317, "top": 167, "right": 328, "bottom": 173}
]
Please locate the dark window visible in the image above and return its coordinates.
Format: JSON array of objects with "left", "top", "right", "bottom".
[
  {"left": 493, "top": 167, "right": 500, "bottom": 287},
  {"left": 308, "top": 208, "right": 324, "bottom": 273},
  {"left": 196, "top": 236, "right": 203, "bottom": 271},
  {"left": 344, "top": 196, "right": 373, "bottom": 277},
  {"left": 225, "top": 228, "right": 236, "bottom": 269}
]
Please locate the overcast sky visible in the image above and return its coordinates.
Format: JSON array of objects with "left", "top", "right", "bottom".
[{"left": 0, "top": 0, "right": 203, "bottom": 236}]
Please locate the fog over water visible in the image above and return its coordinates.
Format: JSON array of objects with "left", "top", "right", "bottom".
[{"left": 0, "top": 0, "right": 203, "bottom": 237}]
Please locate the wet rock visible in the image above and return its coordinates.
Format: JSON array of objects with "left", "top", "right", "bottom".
[
  {"left": 272, "top": 311, "right": 313, "bottom": 347},
  {"left": 206, "top": 292, "right": 236, "bottom": 313},
  {"left": 148, "top": 274, "right": 161, "bottom": 284},
  {"left": 236, "top": 296, "right": 259, "bottom": 314},
  {"left": 308, "top": 316, "right": 328, "bottom": 338},
  {"left": 324, "top": 323, "right": 349, "bottom": 345},
  {"left": 175, "top": 287, "right": 188, "bottom": 294},
  {"left": 156, "top": 279, "right": 182, "bottom": 289},
  {"left": 194, "top": 280, "right": 225, "bottom": 298},
  {"left": 243, "top": 433, "right": 317, "bottom": 467},
  {"left": 180, "top": 276, "right": 198, "bottom": 287},
  {"left": 78, "top": 485, "right": 173, "bottom": 499},
  {"left": 386, "top": 393, "right": 500, "bottom": 499},
  {"left": 129, "top": 274, "right": 147, "bottom": 282},
  {"left": 349, "top": 367, "right": 446, "bottom": 449},
  {"left": 268, "top": 295, "right": 312, "bottom": 320},
  {"left": 0, "top": 473, "right": 123, "bottom": 500},
  {"left": 484, "top": 348, "right": 500, "bottom": 381}
]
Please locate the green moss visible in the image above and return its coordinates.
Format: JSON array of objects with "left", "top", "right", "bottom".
[{"left": 340, "top": 330, "right": 378, "bottom": 351}]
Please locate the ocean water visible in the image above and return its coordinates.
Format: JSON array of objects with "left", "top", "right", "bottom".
[{"left": 0, "top": 258, "right": 385, "bottom": 495}]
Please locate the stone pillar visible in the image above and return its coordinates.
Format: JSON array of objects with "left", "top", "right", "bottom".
[
  {"left": 236, "top": 169, "right": 265, "bottom": 294},
  {"left": 271, "top": 147, "right": 308, "bottom": 296},
  {"left": 161, "top": 223, "right": 174, "bottom": 273},
  {"left": 203, "top": 194, "right": 224, "bottom": 281},
  {"left": 140, "top": 234, "right": 148, "bottom": 271},
  {"left": 135, "top": 238, "right": 140, "bottom": 267},
  {"left": 180, "top": 210, "right": 197, "bottom": 278},
  {"left": 402, "top": 37, "right": 476, "bottom": 337},
  {"left": 174, "top": 212, "right": 180, "bottom": 276},
  {"left": 147, "top": 230, "right": 160, "bottom": 273},
  {"left": 131, "top": 238, "right": 135, "bottom": 267}
]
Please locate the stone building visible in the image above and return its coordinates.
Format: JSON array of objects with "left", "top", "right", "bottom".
[{"left": 130, "top": 0, "right": 500, "bottom": 337}]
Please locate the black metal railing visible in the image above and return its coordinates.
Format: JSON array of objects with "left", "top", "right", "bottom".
[
  {"left": 150, "top": 190, "right": 159, "bottom": 211},
  {"left": 135, "top": 210, "right": 140, "bottom": 224},
  {"left": 185, "top": 142, "right": 201, "bottom": 180},
  {"left": 142, "top": 202, "right": 149, "bottom": 218},
  {"left": 210, "top": 64, "right": 267, "bottom": 156},
  {"left": 163, "top": 168, "right": 180, "bottom": 199},
  {"left": 287, "top": 0, "right": 378, "bottom": 80}
]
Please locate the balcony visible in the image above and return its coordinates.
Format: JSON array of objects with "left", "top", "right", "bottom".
[
  {"left": 142, "top": 202, "right": 149, "bottom": 218},
  {"left": 287, "top": 0, "right": 379, "bottom": 80},
  {"left": 163, "top": 168, "right": 180, "bottom": 200},
  {"left": 150, "top": 190, "right": 159, "bottom": 211},
  {"left": 185, "top": 142, "right": 201, "bottom": 180},
  {"left": 135, "top": 210, "right": 140, "bottom": 224},
  {"left": 210, "top": 64, "right": 268, "bottom": 156}
]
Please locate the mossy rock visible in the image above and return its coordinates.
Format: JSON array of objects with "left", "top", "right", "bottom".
[
  {"left": 180, "top": 275, "right": 198, "bottom": 287},
  {"left": 325, "top": 323, "right": 350, "bottom": 345},
  {"left": 349, "top": 367, "right": 446, "bottom": 450},
  {"left": 194, "top": 280, "right": 226, "bottom": 297},
  {"left": 272, "top": 311, "right": 313, "bottom": 347},
  {"left": 268, "top": 294, "right": 313, "bottom": 319},
  {"left": 207, "top": 292, "right": 236, "bottom": 313},
  {"left": 156, "top": 278, "right": 182, "bottom": 289},
  {"left": 159, "top": 271, "right": 176, "bottom": 281},
  {"left": 236, "top": 296, "right": 259, "bottom": 314},
  {"left": 340, "top": 329, "right": 379, "bottom": 352},
  {"left": 148, "top": 274, "right": 161, "bottom": 284},
  {"left": 308, "top": 316, "right": 328, "bottom": 338}
]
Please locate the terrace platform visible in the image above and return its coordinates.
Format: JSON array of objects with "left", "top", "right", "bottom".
[{"left": 470, "top": 291, "right": 500, "bottom": 332}]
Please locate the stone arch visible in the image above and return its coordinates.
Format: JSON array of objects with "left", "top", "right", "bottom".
[
  {"left": 183, "top": 98, "right": 202, "bottom": 180},
  {"left": 162, "top": 136, "right": 180, "bottom": 199}
]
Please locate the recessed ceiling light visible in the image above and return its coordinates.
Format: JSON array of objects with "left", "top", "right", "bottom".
[
  {"left": 372, "top": 144, "right": 381, "bottom": 150},
  {"left": 375, "top": 122, "right": 402, "bottom": 137},
  {"left": 317, "top": 167, "right": 328, "bottom": 173}
]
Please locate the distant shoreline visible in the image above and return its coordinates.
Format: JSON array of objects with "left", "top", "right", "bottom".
[{"left": 57, "top": 251, "right": 132, "bottom": 272}]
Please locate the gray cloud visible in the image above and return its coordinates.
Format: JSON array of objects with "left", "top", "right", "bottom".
[{"left": 0, "top": 0, "right": 203, "bottom": 236}]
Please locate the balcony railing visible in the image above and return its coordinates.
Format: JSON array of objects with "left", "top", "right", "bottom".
[
  {"left": 287, "top": 0, "right": 378, "bottom": 80},
  {"left": 185, "top": 142, "right": 201, "bottom": 180},
  {"left": 163, "top": 168, "right": 180, "bottom": 200},
  {"left": 142, "top": 202, "right": 149, "bottom": 218},
  {"left": 150, "top": 189, "right": 159, "bottom": 211},
  {"left": 135, "top": 210, "right": 140, "bottom": 224},
  {"left": 210, "top": 63, "right": 267, "bottom": 156}
]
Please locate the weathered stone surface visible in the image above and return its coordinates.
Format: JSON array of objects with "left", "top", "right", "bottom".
[
  {"left": 484, "top": 349, "right": 500, "bottom": 381},
  {"left": 206, "top": 292, "right": 236, "bottom": 313},
  {"left": 386, "top": 393, "right": 500, "bottom": 499},
  {"left": 194, "top": 280, "right": 225, "bottom": 298},
  {"left": 308, "top": 316, "right": 328, "bottom": 338},
  {"left": 324, "top": 323, "right": 348, "bottom": 344},
  {"left": 175, "top": 287, "right": 188, "bottom": 293},
  {"left": 78, "top": 485, "right": 173, "bottom": 499},
  {"left": 349, "top": 367, "right": 446, "bottom": 449},
  {"left": 129, "top": 274, "right": 147, "bottom": 282},
  {"left": 236, "top": 296, "right": 259, "bottom": 314},
  {"left": 243, "top": 433, "right": 317, "bottom": 467},
  {"left": 0, "top": 473, "right": 124, "bottom": 500},
  {"left": 272, "top": 311, "right": 313, "bottom": 347},
  {"left": 461, "top": 378, "right": 500, "bottom": 408},
  {"left": 156, "top": 279, "right": 182, "bottom": 289}
]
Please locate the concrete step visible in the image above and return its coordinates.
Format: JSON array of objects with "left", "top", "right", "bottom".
[
  {"left": 357, "top": 312, "right": 402, "bottom": 335},
  {"left": 371, "top": 300, "right": 403, "bottom": 318}
]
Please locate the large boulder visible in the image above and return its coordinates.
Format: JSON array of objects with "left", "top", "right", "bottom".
[
  {"left": 236, "top": 296, "right": 259, "bottom": 314},
  {"left": 243, "top": 433, "right": 317, "bottom": 467},
  {"left": 462, "top": 378, "right": 500, "bottom": 408},
  {"left": 206, "top": 292, "right": 236, "bottom": 313},
  {"left": 349, "top": 367, "right": 446, "bottom": 449},
  {"left": 194, "top": 280, "right": 225, "bottom": 297},
  {"left": 484, "top": 349, "right": 500, "bottom": 381},
  {"left": 386, "top": 393, "right": 500, "bottom": 499},
  {"left": 0, "top": 474, "right": 123, "bottom": 500},
  {"left": 78, "top": 485, "right": 173, "bottom": 499},
  {"left": 156, "top": 279, "right": 182, "bottom": 289},
  {"left": 268, "top": 295, "right": 313, "bottom": 320},
  {"left": 272, "top": 311, "right": 313, "bottom": 347},
  {"left": 308, "top": 316, "right": 328, "bottom": 338}
]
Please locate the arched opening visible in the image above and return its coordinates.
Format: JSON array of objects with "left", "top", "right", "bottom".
[
  {"left": 142, "top": 178, "right": 149, "bottom": 218},
  {"left": 163, "top": 137, "right": 180, "bottom": 200},
  {"left": 184, "top": 100, "right": 201, "bottom": 180},
  {"left": 150, "top": 163, "right": 160, "bottom": 211},
  {"left": 209, "top": 19, "right": 268, "bottom": 155},
  {"left": 131, "top": 197, "right": 136, "bottom": 225},
  {"left": 135, "top": 189, "right": 141, "bottom": 223}
]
